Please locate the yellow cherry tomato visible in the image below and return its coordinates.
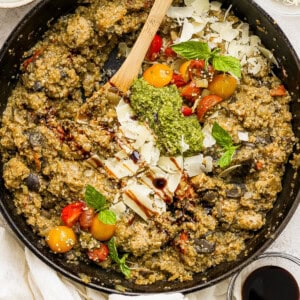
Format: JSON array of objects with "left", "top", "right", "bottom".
[
  {"left": 179, "top": 60, "right": 191, "bottom": 82},
  {"left": 208, "top": 74, "right": 238, "bottom": 99},
  {"left": 46, "top": 226, "right": 76, "bottom": 253},
  {"left": 90, "top": 214, "right": 116, "bottom": 241},
  {"left": 143, "top": 63, "right": 173, "bottom": 88}
]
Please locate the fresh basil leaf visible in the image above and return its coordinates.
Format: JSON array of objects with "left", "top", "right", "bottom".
[
  {"left": 108, "top": 238, "right": 119, "bottom": 262},
  {"left": 212, "top": 55, "right": 241, "bottom": 78},
  {"left": 171, "top": 41, "right": 211, "bottom": 60},
  {"left": 98, "top": 210, "right": 117, "bottom": 225},
  {"left": 218, "top": 147, "right": 237, "bottom": 168},
  {"left": 108, "top": 238, "right": 131, "bottom": 278},
  {"left": 212, "top": 122, "right": 233, "bottom": 149},
  {"left": 84, "top": 185, "right": 107, "bottom": 211},
  {"left": 218, "top": 148, "right": 235, "bottom": 168},
  {"left": 119, "top": 254, "right": 131, "bottom": 278}
]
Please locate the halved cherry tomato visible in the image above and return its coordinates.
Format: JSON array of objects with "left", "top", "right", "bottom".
[
  {"left": 180, "top": 81, "right": 201, "bottom": 102},
  {"left": 208, "top": 74, "right": 237, "bottom": 99},
  {"left": 181, "top": 106, "right": 193, "bottom": 116},
  {"left": 90, "top": 214, "right": 116, "bottom": 241},
  {"left": 143, "top": 64, "right": 173, "bottom": 88},
  {"left": 171, "top": 73, "right": 186, "bottom": 87},
  {"left": 188, "top": 59, "right": 205, "bottom": 78},
  {"left": 79, "top": 207, "right": 95, "bottom": 230},
  {"left": 61, "top": 202, "right": 85, "bottom": 227},
  {"left": 179, "top": 60, "right": 191, "bottom": 82},
  {"left": 270, "top": 85, "right": 286, "bottom": 97},
  {"left": 87, "top": 244, "right": 109, "bottom": 262},
  {"left": 146, "top": 34, "right": 163, "bottom": 61},
  {"left": 196, "top": 94, "right": 223, "bottom": 122},
  {"left": 164, "top": 46, "right": 176, "bottom": 57},
  {"left": 46, "top": 226, "right": 76, "bottom": 253}
]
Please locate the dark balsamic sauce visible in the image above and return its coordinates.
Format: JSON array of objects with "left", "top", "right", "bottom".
[
  {"left": 152, "top": 177, "right": 167, "bottom": 190},
  {"left": 242, "top": 266, "right": 300, "bottom": 300}
]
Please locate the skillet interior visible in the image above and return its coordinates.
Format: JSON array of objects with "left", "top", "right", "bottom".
[{"left": 0, "top": 0, "right": 299, "bottom": 295}]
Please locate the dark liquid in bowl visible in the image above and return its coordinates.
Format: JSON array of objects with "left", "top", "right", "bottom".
[{"left": 242, "top": 265, "right": 300, "bottom": 300}]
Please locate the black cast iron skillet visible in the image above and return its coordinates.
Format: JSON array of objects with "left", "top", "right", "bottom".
[{"left": 0, "top": 0, "right": 299, "bottom": 295}]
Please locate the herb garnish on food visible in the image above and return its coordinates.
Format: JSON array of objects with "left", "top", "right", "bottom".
[
  {"left": 108, "top": 237, "right": 131, "bottom": 278},
  {"left": 84, "top": 185, "right": 117, "bottom": 225},
  {"left": 212, "top": 122, "right": 240, "bottom": 168},
  {"left": 171, "top": 41, "right": 241, "bottom": 78}
]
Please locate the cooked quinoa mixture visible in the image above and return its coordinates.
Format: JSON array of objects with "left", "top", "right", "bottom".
[{"left": 0, "top": 0, "right": 295, "bottom": 285}]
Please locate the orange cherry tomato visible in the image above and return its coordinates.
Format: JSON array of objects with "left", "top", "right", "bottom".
[
  {"left": 196, "top": 94, "right": 223, "bottom": 122},
  {"left": 143, "top": 64, "right": 173, "bottom": 88},
  {"left": 46, "top": 226, "right": 76, "bottom": 253},
  {"left": 180, "top": 81, "right": 201, "bottom": 102},
  {"left": 179, "top": 60, "right": 191, "bottom": 82},
  {"left": 87, "top": 244, "right": 109, "bottom": 262},
  {"left": 90, "top": 214, "right": 116, "bottom": 241},
  {"left": 208, "top": 74, "right": 238, "bottom": 99}
]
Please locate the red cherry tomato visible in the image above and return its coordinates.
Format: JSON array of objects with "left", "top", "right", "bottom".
[
  {"left": 180, "top": 81, "right": 201, "bottom": 102},
  {"left": 196, "top": 94, "right": 223, "bottom": 122},
  {"left": 146, "top": 34, "right": 163, "bottom": 61},
  {"left": 188, "top": 60, "right": 214, "bottom": 81},
  {"left": 171, "top": 73, "right": 186, "bottom": 87},
  {"left": 87, "top": 244, "right": 109, "bottom": 262},
  {"left": 181, "top": 106, "right": 193, "bottom": 116},
  {"left": 164, "top": 46, "right": 176, "bottom": 57},
  {"left": 61, "top": 202, "right": 85, "bottom": 227}
]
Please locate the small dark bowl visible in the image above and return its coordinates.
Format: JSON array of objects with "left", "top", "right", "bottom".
[{"left": 0, "top": 0, "right": 299, "bottom": 295}]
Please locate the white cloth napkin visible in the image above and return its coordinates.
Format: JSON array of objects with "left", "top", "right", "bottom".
[{"left": 0, "top": 214, "right": 227, "bottom": 300}]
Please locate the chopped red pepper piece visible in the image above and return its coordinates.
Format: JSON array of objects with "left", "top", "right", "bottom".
[
  {"left": 180, "top": 81, "right": 201, "bottom": 102},
  {"left": 171, "top": 73, "right": 186, "bottom": 87},
  {"left": 87, "top": 244, "right": 109, "bottom": 262},
  {"left": 146, "top": 34, "right": 163, "bottom": 61},
  {"left": 181, "top": 106, "right": 193, "bottom": 116},
  {"left": 61, "top": 202, "right": 85, "bottom": 227},
  {"left": 196, "top": 94, "right": 223, "bottom": 122},
  {"left": 270, "top": 85, "right": 286, "bottom": 97},
  {"left": 23, "top": 49, "right": 42, "bottom": 70}
]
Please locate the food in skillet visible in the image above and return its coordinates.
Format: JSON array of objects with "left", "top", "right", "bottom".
[{"left": 0, "top": 0, "right": 295, "bottom": 285}]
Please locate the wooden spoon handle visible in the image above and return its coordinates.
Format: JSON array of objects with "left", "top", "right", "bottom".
[{"left": 108, "top": 0, "right": 173, "bottom": 93}]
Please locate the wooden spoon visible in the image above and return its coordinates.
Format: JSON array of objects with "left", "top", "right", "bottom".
[
  {"left": 77, "top": 0, "right": 172, "bottom": 123},
  {"left": 104, "top": 0, "right": 173, "bottom": 94}
]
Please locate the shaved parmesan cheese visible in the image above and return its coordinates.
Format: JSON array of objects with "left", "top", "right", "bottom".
[
  {"left": 116, "top": 99, "right": 134, "bottom": 123},
  {"left": 258, "top": 46, "right": 279, "bottom": 67},
  {"left": 177, "top": 18, "right": 195, "bottom": 43},
  {"left": 184, "top": 154, "right": 213, "bottom": 176},
  {"left": 123, "top": 182, "right": 166, "bottom": 220},
  {"left": 120, "top": 122, "right": 151, "bottom": 141},
  {"left": 238, "top": 131, "right": 249, "bottom": 141},
  {"left": 210, "top": 1, "right": 222, "bottom": 11},
  {"left": 104, "top": 158, "right": 139, "bottom": 179},
  {"left": 181, "top": 135, "right": 190, "bottom": 152},
  {"left": 247, "top": 57, "right": 262, "bottom": 75},
  {"left": 140, "top": 141, "right": 160, "bottom": 166},
  {"left": 167, "top": 6, "right": 194, "bottom": 19},
  {"left": 110, "top": 202, "right": 127, "bottom": 219},
  {"left": 157, "top": 156, "right": 183, "bottom": 173},
  {"left": 185, "top": 0, "right": 210, "bottom": 14},
  {"left": 184, "top": 154, "right": 204, "bottom": 177},
  {"left": 202, "top": 125, "right": 216, "bottom": 147},
  {"left": 210, "top": 22, "right": 239, "bottom": 42}
]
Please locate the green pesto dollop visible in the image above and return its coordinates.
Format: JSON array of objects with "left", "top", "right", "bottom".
[{"left": 130, "top": 78, "right": 203, "bottom": 156}]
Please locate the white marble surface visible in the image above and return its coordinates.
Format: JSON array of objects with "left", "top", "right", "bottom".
[{"left": 0, "top": 1, "right": 299, "bottom": 299}]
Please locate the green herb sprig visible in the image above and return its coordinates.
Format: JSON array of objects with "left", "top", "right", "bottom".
[
  {"left": 84, "top": 185, "right": 116, "bottom": 225},
  {"left": 212, "top": 122, "right": 240, "bottom": 168},
  {"left": 108, "top": 237, "right": 131, "bottom": 278},
  {"left": 171, "top": 41, "right": 241, "bottom": 78}
]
